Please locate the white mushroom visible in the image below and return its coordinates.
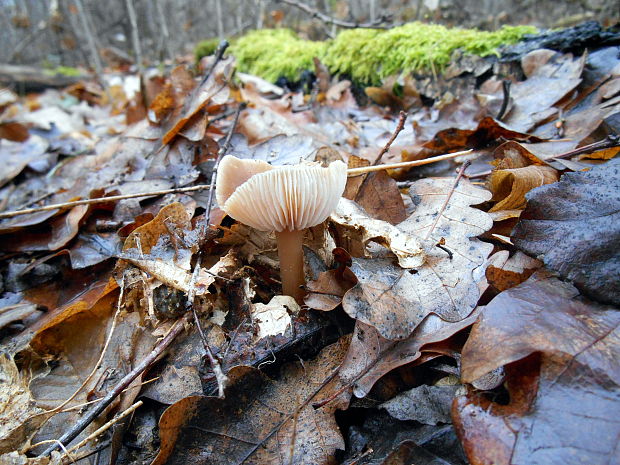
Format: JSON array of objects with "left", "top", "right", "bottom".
[{"left": 216, "top": 155, "right": 347, "bottom": 303}]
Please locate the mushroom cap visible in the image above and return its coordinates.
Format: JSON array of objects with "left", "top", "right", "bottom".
[{"left": 216, "top": 155, "right": 347, "bottom": 232}]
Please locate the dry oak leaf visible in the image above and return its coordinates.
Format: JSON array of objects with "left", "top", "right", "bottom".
[
  {"left": 152, "top": 335, "right": 351, "bottom": 465},
  {"left": 341, "top": 177, "right": 493, "bottom": 340},
  {"left": 513, "top": 157, "right": 620, "bottom": 306},
  {"left": 456, "top": 272, "right": 620, "bottom": 465},
  {"left": 0, "top": 354, "right": 47, "bottom": 453}
]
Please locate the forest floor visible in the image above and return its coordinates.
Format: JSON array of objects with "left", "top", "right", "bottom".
[{"left": 0, "top": 25, "right": 619, "bottom": 465}]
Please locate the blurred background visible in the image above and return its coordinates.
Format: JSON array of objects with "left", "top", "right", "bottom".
[{"left": 1, "top": 0, "right": 618, "bottom": 69}]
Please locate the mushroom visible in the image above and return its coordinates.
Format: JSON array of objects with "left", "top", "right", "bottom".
[{"left": 216, "top": 155, "right": 347, "bottom": 303}]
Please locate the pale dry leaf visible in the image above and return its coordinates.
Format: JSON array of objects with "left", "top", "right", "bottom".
[
  {"left": 252, "top": 295, "right": 299, "bottom": 340},
  {"left": 341, "top": 178, "right": 493, "bottom": 339}
]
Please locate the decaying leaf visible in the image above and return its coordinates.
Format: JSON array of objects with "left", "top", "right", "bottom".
[
  {"left": 340, "top": 311, "right": 479, "bottom": 398},
  {"left": 153, "top": 336, "right": 351, "bottom": 465},
  {"left": 485, "top": 250, "right": 542, "bottom": 293},
  {"left": 513, "top": 157, "right": 620, "bottom": 305},
  {"left": 381, "top": 384, "right": 460, "bottom": 425}
]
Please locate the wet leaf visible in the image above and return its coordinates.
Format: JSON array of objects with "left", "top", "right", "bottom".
[
  {"left": 455, "top": 272, "right": 620, "bottom": 465},
  {"left": 381, "top": 384, "right": 460, "bottom": 425},
  {"left": 153, "top": 336, "right": 351, "bottom": 465},
  {"left": 513, "top": 157, "right": 620, "bottom": 305}
]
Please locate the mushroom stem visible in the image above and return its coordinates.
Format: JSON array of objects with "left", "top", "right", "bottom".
[{"left": 276, "top": 229, "right": 305, "bottom": 304}]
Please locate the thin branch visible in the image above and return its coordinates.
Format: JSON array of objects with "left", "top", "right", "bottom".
[
  {"left": 125, "top": 0, "right": 143, "bottom": 74},
  {"left": 278, "top": 0, "right": 394, "bottom": 29},
  {"left": 550, "top": 134, "right": 620, "bottom": 160},
  {"left": 0, "top": 185, "right": 212, "bottom": 220},
  {"left": 347, "top": 149, "right": 473, "bottom": 176},
  {"left": 200, "top": 40, "right": 230, "bottom": 87},
  {"left": 373, "top": 111, "right": 407, "bottom": 166},
  {"left": 39, "top": 313, "right": 193, "bottom": 457},
  {"left": 1, "top": 148, "right": 471, "bottom": 220},
  {"left": 65, "top": 400, "right": 143, "bottom": 455},
  {"left": 495, "top": 79, "right": 511, "bottom": 121},
  {"left": 188, "top": 101, "right": 246, "bottom": 398}
]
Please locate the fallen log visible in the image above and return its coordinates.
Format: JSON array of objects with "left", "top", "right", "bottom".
[{"left": 0, "top": 63, "right": 87, "bottom": 92}]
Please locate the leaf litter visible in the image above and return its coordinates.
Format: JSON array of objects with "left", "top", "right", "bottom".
[{"left": 0, "top": 32, "right": 618, "bottom": 465}]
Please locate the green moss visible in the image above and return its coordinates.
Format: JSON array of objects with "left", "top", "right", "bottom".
[
  {"left": 324, "top": 23, "right": 537, "bottom": 84},
  {"left": 197, "top": 23, "right": 536, "bottom": 84},
  {"left": 229, "top": 29, "right": 327, "bottom": 82},
  {"left": 195, "top": 38, "right": 222, "bottom": 62}
]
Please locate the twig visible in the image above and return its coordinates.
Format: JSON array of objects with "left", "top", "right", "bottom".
[
  {"left": 0, "top": 185, "right": 212, "bottom": 220},
  {"left": 200, "top": 40, "right": 230, "bottom": 87},
  {"left": 550, "top": 134, "right": 619, "bottom": 159},
  {"left": 39, "top": 312, "right": 192, "bottom": 457},
  {"left": 373, "top": 111, "right": 407, "bottom": 166},
  {"left": 424, "top": 161, "right": 471, "bottom": 240},
  {"left": 200, "top": 101, "right": 246, "bottom": 239},
  {"left": 188, "top": 101, "right": 245, "bottom": 398},
  {"left": 496, "top": 79, "right": 511, "bottom": 121},
  {"left": 278, "top": 0, "right": 394, "bottom": 29},
  {"left": 73, "top": 0, "right": 104, "bottom": 81},
  {"left": 2, "top": 147, "right": 469, "bottom": 220},
  {"left": 347, "top": 149, "right": 473, "bottom": 176},
  {"left": 65, "top": 400, "right": 143, "bottom": 455}
]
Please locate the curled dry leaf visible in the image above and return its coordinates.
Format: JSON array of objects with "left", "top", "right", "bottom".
[
  {"left": 488, "top": 164, "right": 559, "bottom": 212},
  {"left": 152, "top": 336, "right": 351, "bottom": 465},
  {"left": 340, "top": 177, "right": 492, "bottom": 340},
  {"left": 513, "top": 157, "right": 620, "bottom": 305},
  {"left": 331, "top": 198, "right": 425, "bottom": 270},
  {"left": 455, "top": 272, "right": 620, "bottom": 465}
]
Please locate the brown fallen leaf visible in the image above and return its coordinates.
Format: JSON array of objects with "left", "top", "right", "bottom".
[
  {"left": 152, "top": 335, "right": 351, "bottom": 465},
  {"left": 161, "top": 58, "right": 233, "bottom": 145},
  {"left": 455, "top": 272, "right": 620, "bottom": 465},
  {"left": 488, "top": 164, "right": 558, "bottom": 212},
  {"left": 304, "top": 267, "right": 357, "bottom": 311},
  {"left": 344, "top": 155, "right": 407, "bottom": 225}
]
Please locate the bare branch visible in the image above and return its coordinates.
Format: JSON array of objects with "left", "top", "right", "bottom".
[{"left": 278, "top": 0, "right": 394, "bottom": 29}]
